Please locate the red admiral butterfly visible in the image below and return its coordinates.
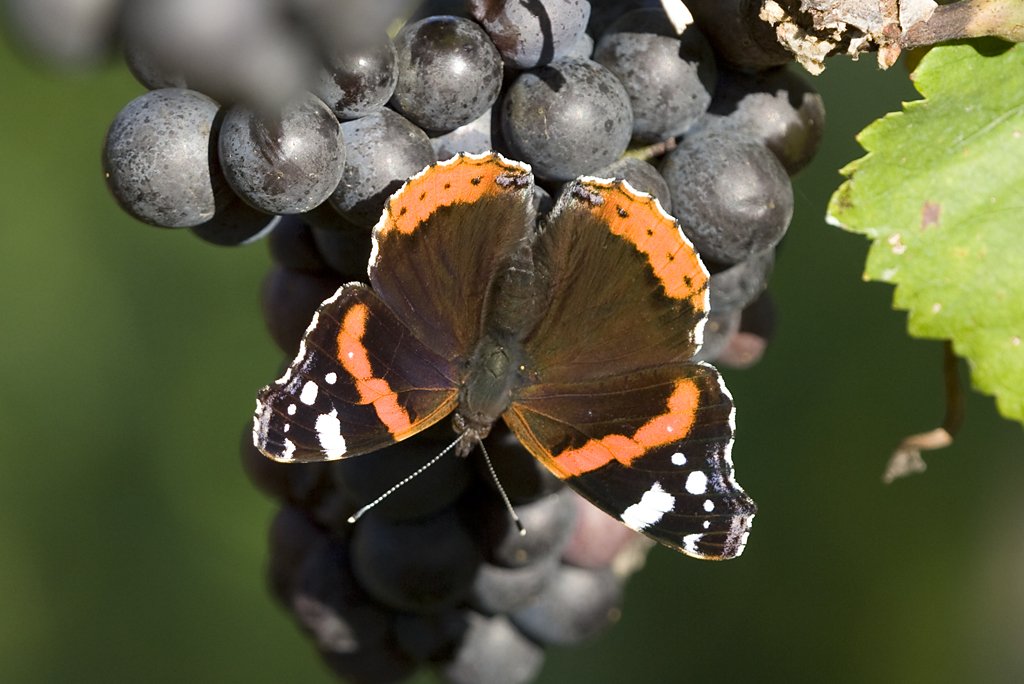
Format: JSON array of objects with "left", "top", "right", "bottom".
[{"left": 253, "top": 152, "right": 755, "bottom": 559}]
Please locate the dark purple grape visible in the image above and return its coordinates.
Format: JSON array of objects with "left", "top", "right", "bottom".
[
  {"left": 291, "top": 539, "right": 393, "bottom": 654},
  {"left": 470, "top": 0, "right": 591, "bottom": 69},
  {"left": 313, "top": 34, "right": 398, "bottom": 120},
  {"left": 661, "top": 130, "right": 792, "bottom": 265},
  {"left": 218, "top": 92, "right": 344, "bottom": 214},
  {"left": 560, "top": 494, "right": 647, "bottom": 568},
  {"left": 702, "top": 66, "right": 826, "bottom": 174},
  {"left": 693, "top": 307, "right": 741, "bottom": 363},
  {"left": 475, "top": 423, "right": 562, "bottom": 505},
  {"left": 718, "top": 290, "right": 774, "bottom": 368},
  {"left": 561, "top": 29, "right": 594, "bottom": 60},
  {"left": 741, "top": 290, "right": 776, "bottom": 340},
  {"left": 331, "top": 421, "right": 473, "bottom": 522},
  {"left": 594, "top": 8, "right": 716, "bottom": 142},
  {"left": 470, "top": 556, "right": 559, "bottom": 614},
  {"left": 718, "top": 328, "right": 767, "bottom": 369},
  {"left": 261, "top": 265, "right": 343, "bottom": 355},
  {"left": 593, "top": 157, "right": 672, "bottom": 213},
  {"left": 586, "top": 0, "right": 659, "bottom": 38},
  {"left": 247, "top": 418, "right": 340, "bottom": 514},
  {"left": 390, "top": 16, "right": 503, "bottom": 132},
  {"left": 510, "top": 565, "right": 623, "bottom": 645},
  {"left": 501, "top": 58, "right": 632, "bottom": 181},
  {"left": 190, "top": 195, "right": 278, "bottom": 246},
  {"left": 439, "top": 613, "right": 545, "bottom": 684},
  {"left": 708, "top": 248, "right": 775, "bottom": 314},
  {"left": 429, "top": 108, "right": 499, "bottom": 161},
  {"left": 468, "top": 486, "right": 577, "bottom": 568},
  {"left": 328, "top": 108, "right": 435, "bottom": 227},
  {"left": 394, "top": 610, "right": 469, "bottom": 662},
  {"left": 686, "top": 0, "right": 792, "bottom": 71},
  {"left": 532, "top": 185, "right": 554, "bottom": 216},
  {"left": 267, "top": 506, "right": 326, "bottom": 602},
  {"left": 6, "top": 0, "right": 120, "bottom": 67},
  {"left": 267, "top": 216, "right": 332, "bottom": 273},
  {"left": 286, "top": 462, "right": 342, "bottom": 514},
  {"left": 350, "top": 509, "right": 483, "bottom": 613},
  {"left": 313, "top": 225, "right": 374, "bottom": 280},
  {"left": 122, "top": 0, "right": 310, "bottom": 109},
  {"left": 102, "top": 89, "right": 221, "bottom": 228},
  {"left": 410, "top": 0, "right": 473, "bottom": 21},
  {"left": 319, "top": 643, "right": 418, "bottom": 684},
  {"left": 123, "top": 36, "right": 188, "bottom": 89},
  {"left": 241, "top": 424, "right": 294, "bottom": 503},
  {"left": 302, "top": 200, "right": 365, "bottom": 232},
  {"left": 300, "top": 0, "right": 411, "bottom": 49}
]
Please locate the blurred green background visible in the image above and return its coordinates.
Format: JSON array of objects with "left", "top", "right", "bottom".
[{"left": 1, "top": 32, "right": 1022, "bottom": 684}]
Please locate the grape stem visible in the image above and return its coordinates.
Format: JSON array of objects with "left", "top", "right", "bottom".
[
  {"left": 625, "top": 138, "right": 678, "bottom": 163},
  {"left": 901, "top": 0, "right": 1024, "bottom": 48},
  {"left": 882, "top": 342, "right": 965, "bottom": 484},
  {"left": 759, "top": 0, "right": 1022, "bottom": 73}
]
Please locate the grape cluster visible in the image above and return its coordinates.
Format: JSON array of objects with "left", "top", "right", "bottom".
[{"left": 12, "top": 0, "right": 825, "bottom": 681}]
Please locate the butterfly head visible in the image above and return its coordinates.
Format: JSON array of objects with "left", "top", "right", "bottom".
[{"left": 451, "top": 411, "right": 491, "bottom": 457}]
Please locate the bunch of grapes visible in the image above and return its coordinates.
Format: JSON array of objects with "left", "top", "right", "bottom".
[{"left": 10, "top": 0, "right": 824, "bottom": 681}]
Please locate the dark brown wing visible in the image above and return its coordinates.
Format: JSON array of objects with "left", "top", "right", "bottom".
[
  {"left": 369, "top": 152, "right": 536, "bottom": 367},
  {"left": 505, "top": 362, "right": 754, "bottom": 560},
  {"left": 507, "top": 178, "right": 754, "bottom": 559},
  {"left": 521, "top": 177, "right": 709, "bottom": 384},
  {"left": 254, "top": 284, "right": 458, "bottom": 462}
]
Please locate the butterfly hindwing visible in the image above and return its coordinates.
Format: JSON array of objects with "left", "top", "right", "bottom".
[
  {"left": 254, "top": 283, "right": 459, "bottom": 463},
  {"left": 504, "top": 362, "right": 754, "bottom": 560}
]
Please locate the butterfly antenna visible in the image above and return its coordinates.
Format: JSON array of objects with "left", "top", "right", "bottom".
[
  {"left": 347, "top": 434, "right": 462, "bottom": 524},
  {"left": 477, "top": 436, "right": 526, "bottom": 536}
]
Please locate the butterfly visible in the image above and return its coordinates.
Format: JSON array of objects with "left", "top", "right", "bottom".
[{"left": 253, "top": 152, "right": 755, "bottom": 559}]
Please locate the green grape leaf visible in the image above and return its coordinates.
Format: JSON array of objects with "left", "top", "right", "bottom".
[{"left": 828, "top": 41, "right": 1024, "bottom": 424}]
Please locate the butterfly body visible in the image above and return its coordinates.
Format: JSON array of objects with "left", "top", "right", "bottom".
[{"left": 254, "top": 152, "right": 755, "bottom": 560}]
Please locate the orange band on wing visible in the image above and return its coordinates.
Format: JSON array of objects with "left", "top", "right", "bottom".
[
  {"left": 549, "top": 378, "right": 700, "bottom": 478},
  {"left": 336, "top": 303, "right": 413, "bottom": 434},
  {"left": 581, "top": 180, "right": 706, "bottom": 308},
  {"left": 379, "top": 155, "right": 531, "bottom": 237}
]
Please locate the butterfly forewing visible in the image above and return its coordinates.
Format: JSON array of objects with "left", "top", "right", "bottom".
[
  {"left": 254, "top": 283, "right": 459, "bottom": 463},
  {"left": 523, "top": 178, "right": 709, "bottom": 384},
  {"left": 369, "top": 153, "right": 536, "bottom": 366}
]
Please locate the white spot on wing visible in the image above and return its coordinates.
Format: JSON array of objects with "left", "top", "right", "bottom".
[
  {"left": 315, "top": 409, "right": 347, "bottom": 459},
  {"left": 282, "top": 438, "right": 296, "bottom": 461},
  {"left": 671, "top": 452, "right": 687, "bottom": 466},
  {"left": 703, "top": 499, "right": 714, "bottom": 512},
  {"left": 300, "top": 381, "right": 319, "bottom": 405},
  {"left": 325, "top": 372, "right": 337, "bottom": 384},
  {"left": 685, "top": 470, "right": 708, "bottom": 495},
  {"left": 287, "top": 404, "right": 297, "bottom": 416},
  {"left": 252, "top": 400, "right": 270, "bottom": 450},
  {"left": 682, "top": 532, "right": 702, "bottom": 554},
  {"left": 620, "top": 482, "right": 675, "bottom": 531}
]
